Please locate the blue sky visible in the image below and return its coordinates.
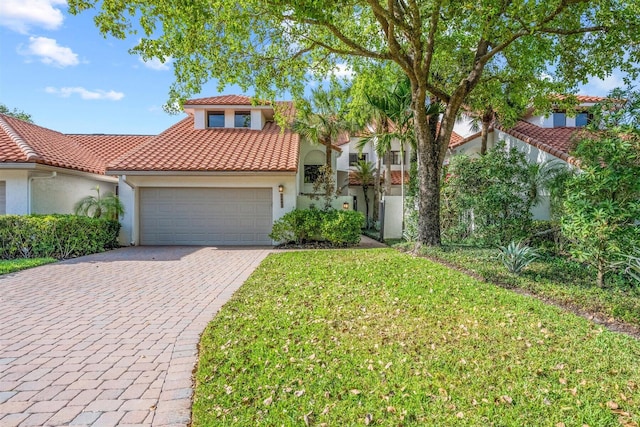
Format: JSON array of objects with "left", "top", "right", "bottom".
[{"left": 0, "top": 0, "right": 631, "bottom": 136}]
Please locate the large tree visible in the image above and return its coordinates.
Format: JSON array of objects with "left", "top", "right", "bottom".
[{"left": 70, "top": 0, "right": 640, "bottom": 246}]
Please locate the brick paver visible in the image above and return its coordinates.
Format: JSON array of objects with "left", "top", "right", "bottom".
[{"left": 0, "top": 246, "right": 270, "bottom": 426}]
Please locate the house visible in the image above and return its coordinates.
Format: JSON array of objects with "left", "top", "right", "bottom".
[
  {"left": 0, "top": 95, "right": 353, "bottom": 246},
  {"left": 0, "top": 113, "right": 148, "bottom": 216},
  {"left": 448, "top": 95, "right": 606, "bottom": 220},
  {"left": 0, "top": 93, "right": 604, "bottom": 245},
  {"left": 336, "top": 95, "right": 605, "bottom": 237}
]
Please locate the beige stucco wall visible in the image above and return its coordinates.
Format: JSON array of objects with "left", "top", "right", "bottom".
[{"left": 117, "top": 173, "right": 297, "bottom": 245}]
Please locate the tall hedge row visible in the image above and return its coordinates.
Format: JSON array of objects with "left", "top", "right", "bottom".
[{"left": 0, "top": 215, "right": 120, "bottom": 259}]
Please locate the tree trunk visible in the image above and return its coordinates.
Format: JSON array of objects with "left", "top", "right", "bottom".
[
  {"left": 480, "top": 106, "right": 492, "bottom": 155},
  {"left": 597, "top": 259, "right": 605, "bottom": 288},
  {"left": 413, "top": 90, "right": 442, "bottom": 247},
  {"left": 325, "top": 141, "right": 332, "bottom": 167},
  {"left": 362, "top": 184, "right": 370, "bottom": 224},
  {"left": 373, "top": 157, "right": 381, "bottom": 221}
]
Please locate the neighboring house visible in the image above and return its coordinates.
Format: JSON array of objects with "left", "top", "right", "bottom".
[
  {"left": 448, "top": 95, "right": 605, "bottom": 219},
  {"left": 0, "top": 113, "right": 148, "bottom": 216}
]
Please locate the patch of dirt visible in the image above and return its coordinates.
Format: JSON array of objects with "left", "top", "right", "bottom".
[{"left": 398, "top": 246, "right": 640, "bottom": 341}]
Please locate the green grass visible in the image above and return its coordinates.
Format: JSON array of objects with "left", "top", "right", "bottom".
[
  {"left": 0, "top": 258, "right": 56, "bottom": 275},
  {"left": 193, "top": 249, "right": 640, "bottom": 426},
  {"left": 405, "top": 244, "right": 640, "bottom": 327}
]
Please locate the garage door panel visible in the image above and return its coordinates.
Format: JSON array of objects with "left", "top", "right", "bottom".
[{"left": 140, "top": 187, "right": 272, "bottom": 245}]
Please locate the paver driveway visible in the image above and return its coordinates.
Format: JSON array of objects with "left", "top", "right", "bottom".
[{"left": 0, "top": 246, "right": 271, "bottom": 426}]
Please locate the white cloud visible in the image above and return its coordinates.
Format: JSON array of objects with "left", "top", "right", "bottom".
[
  {"left": 332, "top": 63, "right": 354, "bottom": 79},
  {"left": 22, "top": 36, "right": 79, "bottom": 67},
  {"left": 45, "top": 86, "right": 125, "bottom": 101},
  {"left": 139, "top": 56, "right": 172, "bottom": 71},
  {"left": 590, "top": 73, "right": 624, "bottom": 93},
  {"left": 0, "top": 0, "right": 66, "bottom": 33}
]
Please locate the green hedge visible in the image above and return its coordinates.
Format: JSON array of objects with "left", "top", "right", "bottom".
[
  {"left": 270, "top": 209, "right": 364, "bottom": 245},
  {"left": 0, "top": 215, "right": 120, "bottom": 260}
]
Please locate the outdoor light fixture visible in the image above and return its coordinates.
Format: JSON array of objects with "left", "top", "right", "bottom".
[
  {"left": 343, "top": 202, "right": 349, "bottom": 210},
  {"left": 278, "top": 185, "right": 284, "bottom": 208}
]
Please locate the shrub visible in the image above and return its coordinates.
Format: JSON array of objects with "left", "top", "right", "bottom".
[
  {"left": 270, "top": 208, "right": 364, "bottom": 246},
  {"left": 0, "top": 215, "right": 120, "bottom": 260},
  {"left": 497, "top": 241, "right": 539, "bottom": 274},
  {"left": 441, "top": 143, "right": 534, "bottom": 246},
  {"left": 321, "top": 210, "right": 364, "bottom": 245}
]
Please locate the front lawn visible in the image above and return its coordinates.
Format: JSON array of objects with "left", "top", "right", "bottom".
[
  {"left": 408, "top": 245, "right": 640, "bottom": 328},
  {"left": 193, "top": 249, "right": 640, "bottom": 426},
  {"left": 0, "top": 258, "right": 56, "bottom": 275}
]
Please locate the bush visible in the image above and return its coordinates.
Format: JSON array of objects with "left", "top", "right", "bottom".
[
  {"left": 0, "top": 215, "right": 120, "bottom": 260},
  {"left": 321, "top": 210, "right": 364, "bottom": 245},
  {"left": 270, "top": 208, "right": 364, "bottom": 246},
  {"left": 441, "top": 143, "right": 534, "bottom": 246}
]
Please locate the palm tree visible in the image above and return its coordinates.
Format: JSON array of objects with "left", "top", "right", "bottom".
[
  {"left": 359, "top": 77, "right": 415, "bottom": 230},
  {"left": 74, "top": 186, "right": 124, "bottom": 221},
  {"left": 352, "top": 160, "right": 376, "bottom": 225},
  {"left": 293, "top": 85, "right": 356, "bottom": 167}
]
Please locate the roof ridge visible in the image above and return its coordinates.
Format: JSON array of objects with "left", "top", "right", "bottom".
[{"left": 0, "top": 114, "right": 41, "bottom": 161}]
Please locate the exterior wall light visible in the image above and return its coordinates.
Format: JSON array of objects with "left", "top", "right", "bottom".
[
  {"left": 343, "top": 202, "right": 349, "bottom": 210},
  {"left": 278, "top": 185, "right": 284, "bottom": 208}
]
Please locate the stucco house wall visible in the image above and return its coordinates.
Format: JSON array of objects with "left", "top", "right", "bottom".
[{"left": 0, "top": 168, "right": 116, "bottom": 215}]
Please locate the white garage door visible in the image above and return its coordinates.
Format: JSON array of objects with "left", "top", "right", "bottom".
[{"left": 139, "top": 188, "right": 273, "bottom": 245}]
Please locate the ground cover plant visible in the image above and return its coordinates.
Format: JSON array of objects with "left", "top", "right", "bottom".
[
  {"left": 193, "top": 249, "right": 640, "bottom": 426},
  {"left": 406, "top": 244, "right": 640, "bottom": 328},
  {"left": 0, "top": 258, "right": 55, "bottom": 275}
]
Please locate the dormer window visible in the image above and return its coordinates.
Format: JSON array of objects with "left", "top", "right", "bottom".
[
  {"left": 576, "top": 112, "right": 590, "bottom": 127},
  {"left": 208, "top": 112, "right": 225, "bottom": 128},
  {"left": 553, "top": 112, "right": 566, "bottom": 127},
  {"left": 235, "top": 111, "right": 251, "bottom": 128}
]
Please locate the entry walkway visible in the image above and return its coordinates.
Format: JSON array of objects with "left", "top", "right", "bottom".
[{"left": 0, "top": 246, "right": 271, "bottom": 426}]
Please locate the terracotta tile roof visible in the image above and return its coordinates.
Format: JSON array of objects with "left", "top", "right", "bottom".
[
  {"left": 108, "top": 117, "right": 299, "bottom": 172},
  {"left": 449, "top": 130, "right": 464, "bottom": 147},
  {"left": 0, "top": 114, "right": 106, "bottom": 174},
  {"left": 496, "top": 120, "right": 589, "bottom": 164},
  {"left": 69, "top": 134, "right": 151, "bottom": 164},
  {"left": 349, "top": 170, "right": 409, "bottom": 186},
  {"left": 449, "top": 128, "right": 492, "bottom": 149},
  {"left": 184, "top": 95, "right": 267, "bottom": 106},
  {"left": 550, "top": 94, "right": 608, "bottom": 104}
]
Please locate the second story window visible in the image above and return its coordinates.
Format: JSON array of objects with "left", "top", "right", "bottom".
[
  {"left": 208, "top": 112, "right": 225, "bottom": 128},
  {"left": 552, "top": 112, "right": 566, "bottom": 127},
  {"left": 576, "top": 112, "right": 591, "bottom": 127},
  {"left": 235, "top": 111, "right": 251, "bottom": 128},
  {"left": 383, "top": 150, "right": 406, "bottom": 165},
  {"left": 349, "top": 153, "right": 368, "bottom": 166}
]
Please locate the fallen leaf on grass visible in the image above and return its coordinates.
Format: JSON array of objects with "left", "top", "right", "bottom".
[
  {"left": 364, "top": 413, "right": 373, "bottom": 425},
  {"left": 263, "top": 396, "right": 273, "bottom": 406},
  {"left": 606, "top": 401, "right": 619, "bottom": 410}
]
